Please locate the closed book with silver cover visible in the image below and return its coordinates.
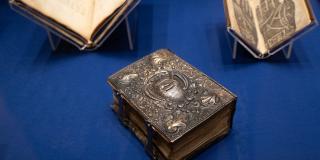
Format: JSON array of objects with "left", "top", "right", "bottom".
[{"left": 108, "top": 49, "right": 237, "bottom": 160}]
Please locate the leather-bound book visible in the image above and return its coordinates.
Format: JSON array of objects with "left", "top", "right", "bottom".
[{"left": 108, "top": 49, "right": 237, "bottom": 160}]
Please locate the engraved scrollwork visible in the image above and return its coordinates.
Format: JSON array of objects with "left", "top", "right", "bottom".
[
  {"left": 119, "top": 73, "right": 138, "bottom": 84},
  {"left": 145, "top": 70, "right": 189, "bottom": 102},
  {"left": 164, "top": 110, "right": 188, "bottom": 133},
  {"left": 201, "top": 95, "right": 219, "bottom": 106},
  {"left": 149, "top": 50, "right": 171, "bottom": 66},
  {"left": 143, "top": 69, "right": 223, "bottom": 135}
]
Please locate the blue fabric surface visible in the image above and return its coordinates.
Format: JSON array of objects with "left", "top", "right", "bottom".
[{"left": 1, "top": 0, "right": 320, "bottom": 160}]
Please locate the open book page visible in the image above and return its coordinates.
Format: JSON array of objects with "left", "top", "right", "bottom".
[
  {"left": 21, "top": 0, "right": 126, "bottom": 41},
  {"left": 227, "top": 0, "right": 312, "bottom": 54},
  {"left": 290, "top": 0, "right": 312, "bottom": 34},
  {"left": 21, "top": 0, "right": 94, "bottom": 40},
  {"left": 226, "top": 0, "right": 259, "bottom": 50},
  {"left": 91, "top": 0, "right": 126, "bottom": 36},
  {"left": 253, "top": 0, "right": 312, "bottom": 53}
]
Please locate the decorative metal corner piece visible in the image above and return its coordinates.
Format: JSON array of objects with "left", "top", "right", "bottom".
[{"left": 108, "top": 49, "right": 236, "bottom": 143}]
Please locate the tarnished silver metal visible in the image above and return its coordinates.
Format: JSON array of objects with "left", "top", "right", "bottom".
[{"left": 108, "top": 49, "right": 236, "bottom": 143}]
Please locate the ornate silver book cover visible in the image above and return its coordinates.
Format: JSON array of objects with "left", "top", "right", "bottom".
[{"left": 108, "top": 49, "right": 236, "bottom": 143}]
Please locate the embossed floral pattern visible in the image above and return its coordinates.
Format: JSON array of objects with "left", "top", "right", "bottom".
[{"left": 109, "top": 49, "right": 235, "bottom": 142}]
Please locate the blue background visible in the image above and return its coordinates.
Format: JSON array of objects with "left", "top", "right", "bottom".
[{"left": 1, "top": 0, "right": 320, "bottom": 159}]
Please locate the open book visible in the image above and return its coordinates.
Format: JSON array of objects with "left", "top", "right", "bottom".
[
  {"left": 225, "top": 0, "right": 314, "bottom": 55},
  {"left": 19, "top": 0, "right": 127, "bottom": 43}
]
